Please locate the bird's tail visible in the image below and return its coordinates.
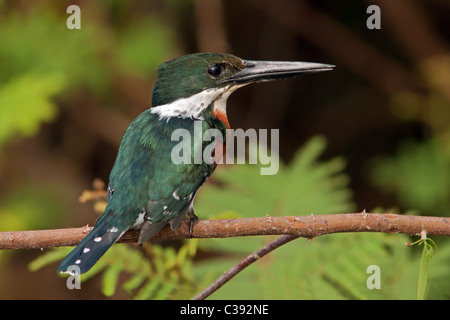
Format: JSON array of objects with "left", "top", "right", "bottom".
[{"left": 57, "top": 214, "right": 127, "bottom": 275}]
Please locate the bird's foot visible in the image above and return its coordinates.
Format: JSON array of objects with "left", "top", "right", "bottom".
[{"left": 187, "top": 211, "right": 199, "bottom": 238}]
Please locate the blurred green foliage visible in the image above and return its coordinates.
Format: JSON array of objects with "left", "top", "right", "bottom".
[
  {"left": 0, "top": 183, "right": 66, "bottom": 231},
  {"left": 116, "top": 18, "right": 178, "bottom": 78},
  {"left": 371, "top": 139, "right": 450, "bottom": 216},
  {"left": 30, "top": 241, "right": 199, "bottom": 300},
  {"left": 0, "top": 4, "right": 178, "bottom": 148},
  {"left": 0, "top": 8, "right": 107, "bottom": 91},
  {"left": 0, "top": 72, "right": 65, "bottom": 148},
  {"left": 0, "top": 4, "right": 177, "bottom": 228}
]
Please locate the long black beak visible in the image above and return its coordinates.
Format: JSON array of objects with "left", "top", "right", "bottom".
[{"left": 223, "top": 59, "right": 335, "bottom": 84}]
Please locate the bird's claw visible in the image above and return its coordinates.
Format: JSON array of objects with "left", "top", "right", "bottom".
[{"left": 188, "top": 212, "right": 199, "bottom": 238}]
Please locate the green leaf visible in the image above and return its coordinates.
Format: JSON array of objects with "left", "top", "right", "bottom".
[
  {"left": 0, "top": 72, "right": 65, "bottom": 148},
  {"left": 123, "top": 273, "right": 147, "bottom": 293},
  {"left": 102, "top": 263, "right": 123, "bottom": 297},
  {"left": 414, "top": 236, "right": 438, "bottom": 300},
  {"left": 133, "top": 277, "right": 162, "bottom": 300},
  {"left": 28, "top": 247, "right": 72, "bottom": 272}
]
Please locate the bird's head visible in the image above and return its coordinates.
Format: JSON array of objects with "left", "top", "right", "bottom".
[{"left": 151, "top": 53, "right": 334, "bottom": 108}]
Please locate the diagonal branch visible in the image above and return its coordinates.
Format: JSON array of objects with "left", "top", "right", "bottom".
[
  {"left": 1, "top": 213, "right": 449, "bottom": 250},
  {"left": 192, "top": 234, "right": 300, "bottom": 300}
]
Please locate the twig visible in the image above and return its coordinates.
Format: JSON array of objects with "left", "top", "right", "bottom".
[
  {"left": 1, "top": 213, "right": 449, "bottom": 250},
  {"left": 193, "top": 234, "right": 300, "bottom": 300}
]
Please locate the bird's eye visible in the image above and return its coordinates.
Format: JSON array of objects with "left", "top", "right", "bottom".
[{"left": 207, "top": 64, "right": 222, "bottom": 77}]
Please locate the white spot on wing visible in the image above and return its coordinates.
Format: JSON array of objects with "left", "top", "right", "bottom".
[
  {"left": 94, "top": 236, "right": 102, "bottom": 242},
  {"left": 83, "top": 248, "right": 90, "bottom": 253},
  {"left": 75, "top": 259, "right": 81, "bottom": 264},
  {"left": 132, "top": 210, "right": 146, "bottom": 229},
  {"left": 172, "top": 190, "right": 180, "bottom": 200},
  {"left": 109, "top": 227, "right": 119, "bottom": 233}
]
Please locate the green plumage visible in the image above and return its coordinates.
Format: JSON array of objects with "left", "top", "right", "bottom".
[
  {"left": 58, "top": 106, "right": 226, "bottom": 274},
  {"left": 58, "top": 53, "right": 334, "bottom": 274},
  {"left": 106, "top": 107, "right": 226, "bottom": 226}
]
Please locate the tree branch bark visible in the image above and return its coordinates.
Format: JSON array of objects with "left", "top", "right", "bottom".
[{"left": 1, "top": 213, "right": 449, "bottom": 250}]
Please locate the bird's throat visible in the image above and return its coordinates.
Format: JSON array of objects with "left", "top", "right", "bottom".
[
  {"left": 211, "top": 108, "right": 230, "bottom": 129},
  {"left": 150, "top": 84, "right": 246, "bottom": 126}
]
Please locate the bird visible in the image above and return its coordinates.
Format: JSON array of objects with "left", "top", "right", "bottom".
[{"left": 57, "top": 53, "right": 334, "bottom": 274}]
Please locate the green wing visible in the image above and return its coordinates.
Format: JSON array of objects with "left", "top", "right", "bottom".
[{"left": 104, "top": 110, "right": 215, "bottom": 240}]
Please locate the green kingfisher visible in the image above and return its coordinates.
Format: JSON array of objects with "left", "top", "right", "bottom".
[{"left": 58, "top": 53, "right": 334, "bottom": 274}]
